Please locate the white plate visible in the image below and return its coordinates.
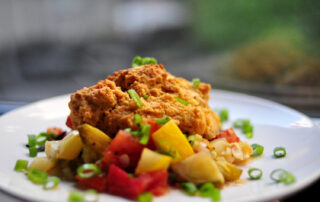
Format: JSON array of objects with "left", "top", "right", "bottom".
[{"left": 0, "top": 90, "right": 319, "bottom": 202}]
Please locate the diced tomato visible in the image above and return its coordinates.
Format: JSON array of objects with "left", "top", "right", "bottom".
[
  {"left": 46, "top": 127, "right": 63, "bottom": 136},
  {"left": 66, "top": 115, "right": 73, "bottom": 128},
  {"left": 76, "top": 174, "right": 108, "bottom": 192},
  {"left": 139, "top": 169, "right": 168, "bottom": 196},
  {"left": 107, "top": 164, "right": 146, "bottom": 199},
  {"left": 146, "top": 120, "right": 162, "bottom": 150},
  {"left": 104, "top": 130, "right": 144, "bottom": 171},
  {"left": 107, "top": 165, "right": 168, "bottom": 199},
  {"left": 216, "top": 128, "right": 240, "bottom": 143}
]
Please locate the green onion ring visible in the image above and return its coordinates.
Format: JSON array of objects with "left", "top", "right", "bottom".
[
  {"left": 251, "top": 144, "right": 264, "bottom": 157},
  {"left": 248, "top": 168, "right": 263, "bottom": 180},
  {"left": 128, "top": 89, "right": 143, "bottom": 107},
  {"left": 14, "top": 160, "right": 28, "bottom": 172},
  {"left": 77, "top": 164, "right": 101, "bottom": 179},
  {"left": 43, "top": 176, "right": 60, "bottom": 190},
  {"left": 84, "top": 189, "right": 99, "bottom": 202},
  {"left": 270, "top": 169, "right": 295, "bottom": 185},
  {"left": 273, "top": 147, "right": 286, "bottom": 158}
]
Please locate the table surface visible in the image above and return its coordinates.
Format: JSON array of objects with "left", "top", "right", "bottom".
[{"left": 0, "top": 112, "right": 319, "bottom": 202}]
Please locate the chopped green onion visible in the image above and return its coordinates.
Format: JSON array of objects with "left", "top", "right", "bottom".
[
  {"left": 246, "top": 132, "right": 253, "bottom": 139},
  {"left": 14, "top": 160, "right": 28, "bottom": 172},
  {"left": 77, "top": 164, "right": 101, "bottom": 179},
  {"left": 139, "top": 124, "right": 151, "bottom": 145},
  {"left": 143, "top": 94, "right": 149, "bottom": 99},
  {"left": 270, "top": 169, "right": 295, "bottom": 185},
  {"left": 43, "top": 176, "right": 60, "bottom": 190},
  {"left": 273, "top": 147, "right": 286, "bottom": 158},
  {"left": 35, "top": 132, "right": 56, "bottom": 146},
  {"left": 68, "top": 191, "right": 84, "bottom": 202},
  {"left": 192, "top": 78, "right": 201, "bottom": 89},
  {"left": 124, "top": 128, "right": 132, "bottom": 133},
  {"left": 174, "top": 97, "right": 189, "bottom": 106},
  {"left": 29, "top": 146, "right": 38, "bottom": 157},
  {"left": 131, "top": 130, "right": 141, "bottom": 137},
  {"left": 181, "top": 182, "right": 197, "bottom": 195},
  {"left": 251, "top": 144, "right": 264, "bottom": 157},
  {"left": 84, "top": 189, "right": 99, "bottom": 202},
  {"left": 233, "top": 119, "right": 254, "bottom": 138},
  {"left": 188, "top": 135, "right": 196, "bottom": 146},
  {"left": 28, "top": 135, "right": 37, "bottom": 147},
  {"left": 27, "top": 168, "right": 48, "bottom": 185},
  {"left": 157, "top": 151, "right": 176, "bottom": 158},
  {"left": 156, "top": 116, "right": 170, "bottom": 125},
  {"left": 199, "top": 183, "right": 221, "bottom": 202},
  {"left": 132, "top": 56, "right": 158, "bottom": 67},
  {"left": 137, "top": 192, "right": 153, "bottom": 202},
  {"left": 248, "top": 168, "right": 263, "bottom": 180},
  {"left": 128, "top": 89, "right": 142, "bottom": 107},
  {"left": 218, "top": 109, "right": 229, "bottom": 123},
  {"left": 134, "top": 113, "right": 143, "bottom": 126}
]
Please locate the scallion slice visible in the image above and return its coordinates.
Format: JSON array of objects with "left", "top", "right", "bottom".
[
  {"left": 139, "top": 124, "right": 151, "bottom": 145},
  {"left": 134, "top": 113, "right": 143, "bottom": 126},
  {"left": 29, "top": 146, "right": 38, "bottom": 157},
  {"left": 192, "top": 78, "right": 201, "bottom": 89},
  {"left": 218, "top": 109, "right": 229, "bottom": 123},
  {"left": 137, "top": 192, "right": 153, "bottom": 202},
  {"left": 248, "top": 168, "right": 263, "bottom": 180},
  {"left": 143, "top": 94, "right": 149, "bottom": 99},
  {"left": 128, "top": 89, "right": 142, "bottom": 107},
  {"left": 273, "top": 147, "right": 286, "bottom": 158},
  {"left": 77, "top": 164, "right": 101, "bottom": 179},
  {"left": 14, "top": 160, "right": 28, "bottom": 172},
  {"left": 28, "top": 135, "right": 37, "bottom": 147},
  {"left": 68, "top": 191, "right": 84, "bottom": 202},
  {"left": 27, "top": 168, "right": 48, "bottom": 185},
  {"left": 174, "top": 97, "right": 189, "bottom": 106},
  {"left": 132, "top": 56, "right": 158, "bottom": 67},
  {"left": 84, "top": 189, "right": 99, "bottom": 202},
  {"left": 270, "top": 169, "right": 295, "bottom": 185},
  {"left": 156, "top": 116, "right": 170, "bottom": 125},
  {"left": 181, "top": 182, "right": 197, "bottom": 195},
  {"left": 43, "top": 176, "right": 60, "bottom": 190},
  {"left": 199, "top": 183, "right": 221, "bottom": 202},
  {"left": 251, "top": 144, "right": 264, "bottom": 157},
  {"left": 233, "top": 119, "right": 254, "bottom": 138}
]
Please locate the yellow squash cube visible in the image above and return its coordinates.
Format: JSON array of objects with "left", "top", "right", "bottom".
[
  {"left": 135, "top": 148, "right": 172, "bottom": 175},
  {"left": 152, "top": 120, "right": 194, "bottom": 162}
]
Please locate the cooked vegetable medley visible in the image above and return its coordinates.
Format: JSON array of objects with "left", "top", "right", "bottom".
[{"left": 14, "top": 57, "right": 295, "bottom": 202}]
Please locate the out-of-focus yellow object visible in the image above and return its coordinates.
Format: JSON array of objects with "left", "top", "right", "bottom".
[
  {"left": 28, "top": 157, "right": 56, "bottom": 172},
  {"left": 135, "top": 148, "right": 172, "bottom": 175},
  {"left": 78, "top": 123, "right": 111, "bottom": 154},
  {"left": 45, "top": 130, "right": 83, "bottom": 160},
  {"left": 216, "top": 160, "right": 242, "bottom": 181},
  {"left": 172, "top": 151, "right": 224, "bottom": 184},
  {"left": 152, "top": 120, "right": 194, "bottom": 162}
]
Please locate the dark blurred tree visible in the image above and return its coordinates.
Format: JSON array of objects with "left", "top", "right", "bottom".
[{"left": 190, "top": 0, "right": 320, "bottom": 50}]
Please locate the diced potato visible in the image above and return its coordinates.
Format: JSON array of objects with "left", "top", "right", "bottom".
[
  {"left": 171, "top": 151, "right": 224, "bottom": 184},
  {"left": 152, "top": 120, "right": 193, "bottom": 162},
  {"left": 135, "top": 148, "right": 172, "bottom": 175},
  {"left": 28, "top": 157, "right": 56, "bottom": 172},
  {"left": 216, "top": 160, "right": 242, "bottom": 181},
  {"left": 78, "top": 124, "right": 111, "bottom": 154},
  {"left": 45, "top": 130, "right": 83, "bottom": 160}
]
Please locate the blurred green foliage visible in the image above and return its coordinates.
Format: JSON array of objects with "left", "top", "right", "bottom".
[{"left": 191, "top": 0, "right": 320, "bottom": 50}]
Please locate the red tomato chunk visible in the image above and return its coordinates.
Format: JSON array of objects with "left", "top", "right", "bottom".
[
  {"left": 104, "top": 130, "right": 144, "bottom": 171},
  {"left": 107, "top": 164, "right": 168, "bottom": 199},
  {"left": 76, "top": 174, "right": 108, "bottom": 192},
  {"left": 216, "top": 128, "right": 240, "bottom": 143}
]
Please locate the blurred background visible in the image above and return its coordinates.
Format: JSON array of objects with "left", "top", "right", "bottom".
[{"left": 0, "top": 0, "right": 320, "bottom": 116}]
